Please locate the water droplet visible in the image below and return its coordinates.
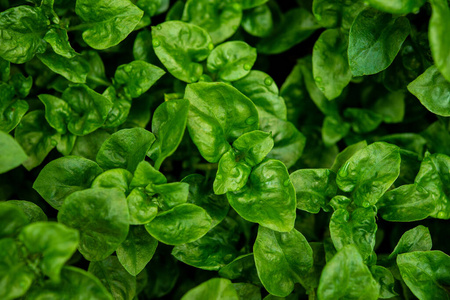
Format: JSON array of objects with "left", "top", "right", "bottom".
[
  {"left": 437, "top": 211, "right": 446, "bottom": 219},
  {"left": 156, "top": 24, "right": 162, "bottom": 30},
  {"left": 264, "top": 77, "right": 273, "bottom": 86},
  {"left": 152, "top": 39, "right": 161, "bottom": 47},
  {"left": 315, "top": 15, "right": 322, "bottom": 21},
  {"left": 135, "top": 88, "right": 142, "bottom": 95},
  {"left": 51, "top": 139, "right": 58, "bottom": 146},
  {"left": 231, "top": 169, "right": 240, "bottom": 177},
  {"left": 314, "top": 76, "right": 322, "bottom": 83},
  {"left": 124, "top": 65, "right": 132, "bottom": 72},
  {"left": 190, "top": 76, "right": 198, "bottom": 82},
  {"left": 208, "top": 43, "right": 214, "bottom": 51},
  {"left": 339, "top": 163, "right": 350, "bottom": 177},
  {"left": 283, "top": 179, "right": 290, "bottom": 187},
  {"left": 362, "top": 202, "right": 370, "bottom": 208},
  {"left": 319, "top": 86, "right": 325, "bottom": 92},
  {"left": 243, "top": 64, "right": 252, "bottom": 71},
  {"left": 216, "top": 174, "right": 222, "bottom": 180},
  {"left": 245, "top": 116, "right": 257, "bottom": 125}
]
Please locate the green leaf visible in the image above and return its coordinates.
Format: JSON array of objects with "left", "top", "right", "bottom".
[
  {"left": 43, "top": 27, "right": 77, "bottom": 58},
  {"left": 226, "top": 159, "right": 296, "bottom": 232},
  {"left": 242, "top": 4, "right": 273, "bottom": 37},
  {"left": 33, "top": 156, "right": 103, "bottom": 210},
  {"left": 343, "top": 108, "right": 383, "bottom": 133},
  {"left": 388, "top": 225, "right": 432, "bottom": 260},
  {"left": 430, "top": 0, "right": 450, "bottom": 82},
  {"left": 15, "top": 110, "right": 60, "bottom": 170},
  {"left": 233, "top": 283, "right": 261, "bottom": 300},
  {"left": 91, "top": 168, "right": 133, "bottom": 194},
  {"left": 0, "top": 6, "right": 48, "bottom": 64},
  {"left": 0, "top": 57, "right": 10, "bottom": 81},
  {"left": 82, "top": 50, "right": 110, "bottom": 89},
  {"left": 88, "top": 256, "right": 136, "bottom": 300},
  {"left": 329, "top": 207, "right": 378, "bottom": 260},
  {"left": 172, "top": 217, "right": 239, "bottom": 271},
  {"left": 38, "top": 94, "right": 71, "bottom": 134},
  {"left": 58, "top": 188, "right": 130, "bottom": 261},
  {"left": 0, "top": 131, "right": 27, "bottom": 174},
  {"left": 182, "top": 174, "right": 229, "bottom": 228},
  {"left": 370, "top": 265, "right": 398, "bottom": 299},
  {"left": 27, "top": 266, "right": 112, "bottom": 300},
  {"left": 219, "top": 254, "right": 260, "bottom": 285},
  {"left": 0, "top": 202, "right": 29, "bottom": 238},
  {"left": 366, "top": 0, "right": 426, "bottom": 14},
  {"left": 233, "top": 70, "right": 287, "bottom": 120},
  {"left": 182, "top": 0, "right": 242, "bottom": 44},
  {"left": 259, "top": 109, "right": 306, "bottom": 168},
  {"left": 207, "top": 41, "right": 257, "bottom": 82},
  {"left": 10, "top": 73, "right": 32, "bottom": 98},
  {"left": 233, "top": 130, "right": 274, "bottom": 167},
  {"left": 37, "top": 50, "right": 90, "bottom": 83},
  {"left": 330, "top": 140, "right": 367, "bottom": 173},
  {"left": 312, "top": 0, "right": 365, "bottom": 30},
  {"left": 336, "top": 142, "right": 401, "bottom": 207},
  {"left": 317, "top": 245, "right": 379, "bottom": 299},
  {"left": 102, "top": 86, "right": 131, "bottom": 129},
  {"left": 290, "top": 169, "right": 337, "bottom": 213},
  {"left": 96, "top": 128, "right": 155, "bottom": 173},
  {"left": 70, "top": 129, "right": 110, "bottom": 160},
  {"left": 253, "top": 226, "right": 313, "bottom": 297},
  {"left": 372, "top": 91, "right": 405, "bottom": 123},
  {"left": 19, "top": 222, "right": 79, "bottom": 282},
  {"left": 152, "top": 21, "right": 213, "bottom": 83},
  {"left": 145, "top": 203, "right": 212, "bottom": 245},
  {"left": 127, "top": 188, "right": 158, "bottom": 225},
  {"left": 257, "top": 8, "right": 320, "bottom": 54},
  {"left": 185, "top": 82, "right": 259, "bottom": 163},
  {"left": 130, "top": 161, "right": 167, "bottom": 188},
  {"left": 146, "top": 182, "right": 190, "bottom": 209},
  {"left": 312, "top": 28, "right": 352, "bottom": 100},
  {"left": 75, "top": 0, "right": 144, "bottom": 50},
  {"left": 61, "top": 84, "right": 113, "bottom": 136},
  {"left": 322, "top": 115, "right": 350, "bottom": 146},
  {"left": 379, "top": 153, "right": 450, "bottom": 221},
  {"left": 0, "top": 238, "right": 34, "bottom": 300},
  {"left": 6, "top": 200, "right": 47, "bottom": 223},
  {"left": 114, "top": 61, "right": 165, "bottom": 99},
  {"left": 181, "top": 278, "right": 239, "bottom": 300},
  {"left": 0, "top": 83, "right": 29, "bottom": 132},
  {"left": 348, "top": 8, "right": 410, "bottom": 76},
  {"left": 397, "top": 251, "right": 450, "bottom": 300},
  {"left": 214, "top": 149, "right": 252, "bottom": 195},
  {"left": 147, "top": 99, "right": 189, "bottom": 169},
  {"left": 407, "top": 65, "right": 450, "bottom": 117},
  {"left": 117, "top": 225, "right": 158, "bottom": 276}
]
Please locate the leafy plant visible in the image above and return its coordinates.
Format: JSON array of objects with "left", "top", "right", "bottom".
[{"left": 0, "top": 0, "right": 449, "bottom": 299}]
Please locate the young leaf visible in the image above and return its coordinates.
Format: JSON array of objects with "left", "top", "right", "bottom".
[
  {"left": 429, "top": 0, "right": 450, "bottom": 82},
  {"left": 0, "top": 131, "right": 27, "bottom": 174},
  {"left": 181, "top": 278, "right": 239, "bottom": 300}
]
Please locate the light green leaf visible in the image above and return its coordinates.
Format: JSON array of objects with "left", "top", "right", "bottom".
[
  {"left": 181, "top": 278, "right": 239, "bottom": 300},
  {"left": 0, "top": 131, "right": 27, "bottom": 174},
  {"left": 430, "top": 0, "right": 450, "bottom": 82}
]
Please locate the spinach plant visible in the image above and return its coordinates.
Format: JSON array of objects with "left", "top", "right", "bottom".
[{"left": 1, "top": 0, "right": 449, "bottom": 299}]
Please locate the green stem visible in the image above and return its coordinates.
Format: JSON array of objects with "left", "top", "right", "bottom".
[
  {"left": 67, "top": 23, "right": 91, "bottom": 32},
  {"left": 88, "top": 75, "right": 111, "bottom": 87}
]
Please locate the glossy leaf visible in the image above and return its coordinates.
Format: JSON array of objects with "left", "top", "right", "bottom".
[
  {"left": 91, "top": 169, "right": 133, "bottom": 194},
  {"left": 33, "top": 156, "right": 103, "bottom": 210},
  {"left": 152, "top": 21, "right": 212, "bottom": 83},
  {"left": 89, "top": 256, "right": 136, "bottom": 300},
  {"left": 207, "top": 41, "right": 257, "bottom": 82},
  {"left": 348, "top": 9, "right": 410, "bottom": 76},
  {"left": 336, "top": 142, "right": 401, "bottom": 207},
  {"left": 312, "top": 0, "right": 365, "bottom": 30},
  {"left": 27, "top": 266, "right": 112, "bottom": 300},
  {"left": 330, "top": 140, "right": 367, "bottom": 172},
  {"left": 146, "top": 182, "right": 190, "bottom": 209},
  {"left": 145, "top": 203, "right": 212, "bottom": 245},
  {"left": 233, "top": 71, "right": 287, "bottom": 120},
  {"left": 6, "top": 200, "right": 47, "bottom": 223},
  {"left": 75, "top": 0, "right": 144, "bottom": 49},
  {"left": 117, "top": 225, "right": 158, "bottom": 276},
  {"left": 147, "top": 99, "right": 189, "bottom": 169},
  {"left": 19, "top": 222, "right": 79, "bottom": 282},
  {"left": 182, "top": 0, "right": 242, "bottom": 44},
  {"left": 343, "top": 108, "right": 383, "bottom": 133},
  {"left": 130, "top": 161, "right": 167, "bottom": 188},
  {"left": 185, "top": 82, "right": 259, "bottom": 163},
  {"left": 290, "top": 169, "right": 337, "bottom": 213},
  {"left": 15, "top": 110, "right": 60, "bottom": 170},
  {"left": 37, "top": 51, "right": 90, "bottom": 83},
  {"left": 0, "top": 131, "right": 27, "bottom": 174},
  {"left": 317, "top": 245, "right": 379, "bottom": 299},
  {"left": 58, "top": 188, "right": 130, "bottom": 261},
  {"left": 219, "top": 253, "right": 260, "bottom": 284},
  {"left": 370, "top": 265, "right": 398, "bottom": 299},
  {"left": 0, "top": 84, "right": 29, "bottom": 133},
  {"left": 44, "top": 27, "right": 77, "bottom": 59},
  {"left": 257, "top": 8, "right": 320, "bottom": 54},
  {"left": 0, "top": 202, "right": 29, "bottom": 238},
  {"left": 254, "top": 226, "right": 313, "bottom": 297},
  {"left": 242, "top": 4, "right": 273, "bottom": 37},
  {"left": 388, "top": 225, "right": 432, "bottom": 260},
  {"left": 181, "top": 278, "right": 239, "bottom": 300},
  {"left": 114, "top": 61, "right": 165, "bottom": 99},
  {"left": 227, "top": 159, "right": 296, "bottom": 232},
  {"left": 127, "top": 188, "right": 159, "bottom": 225},
  {"left": 312, "top": 29, "right": 352, "bottom": 100},
  {"left": 329, "top": 207, "right": 378, "bottom": 260},
  {"left": 397, "top": 251, "right": 450, "bottom": 300},
  {"left": 96, "top": 128, "right": 155, "bottom": 173},
  {"left": 0, "top": 6, "right": 47, "bottom": 64},
  {"left": 407, "top": 65, "right": 450, "bottom": 117},
  {"left": 430, "top": 0, "right": 450, "bottom": 82}
]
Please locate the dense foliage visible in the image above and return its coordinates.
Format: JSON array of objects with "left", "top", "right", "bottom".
[{"left": 1, "top": 0, "right": 449, "bottom": 299}]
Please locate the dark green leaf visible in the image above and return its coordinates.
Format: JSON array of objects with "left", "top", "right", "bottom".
[{"left": 0, "top": 131, "right": 27, "bottom": 174}]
